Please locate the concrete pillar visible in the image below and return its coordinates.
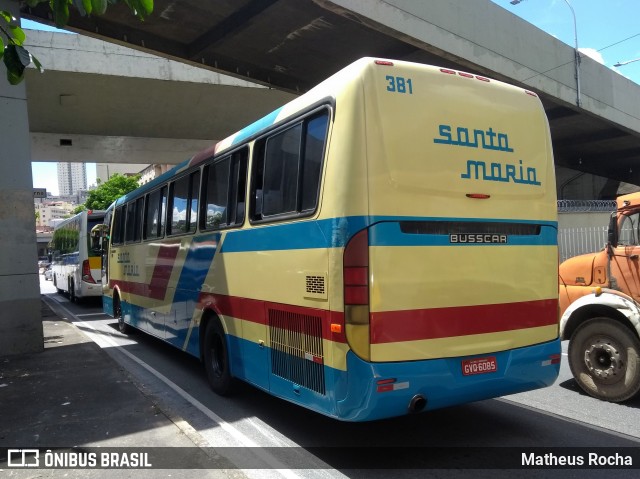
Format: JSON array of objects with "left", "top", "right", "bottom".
[{"left": 0, "top": 0, "right": 43, "bottom": 355}]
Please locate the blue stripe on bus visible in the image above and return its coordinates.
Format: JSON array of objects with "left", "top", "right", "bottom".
[
  {"left": 220, "top": 216, "right": 557, "bottom": 253},
  {"left": 169, "top": 233, "right": 221, "bottom": 351},
  {"left": 336, "top": 339, "right": 561, "bottom": 421},
  {"left": 228, "top": 107, "right": 284, "bottom": 149},
  {"left": 369, "top": 222, "right": 557, "bottom": 247}
]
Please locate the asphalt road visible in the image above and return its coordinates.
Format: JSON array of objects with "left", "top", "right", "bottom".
[{"left": 38, "top": 275, "right": 640, "bottom": 478}]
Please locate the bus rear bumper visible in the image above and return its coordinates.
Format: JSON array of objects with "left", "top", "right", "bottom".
[{"left": 335, "top": 338, "right": 561, "bottom": 421}]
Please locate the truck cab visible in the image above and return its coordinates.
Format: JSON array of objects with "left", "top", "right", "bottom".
[{"left": 559, "top": 192, "right": 640, "bottom": 402}]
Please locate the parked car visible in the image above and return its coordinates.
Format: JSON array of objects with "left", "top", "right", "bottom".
[{"left": 44, "top": 266, "right": 53, "bottom": 281}]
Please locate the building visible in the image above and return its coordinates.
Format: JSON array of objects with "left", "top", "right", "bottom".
[
  {"left": 95, "top": 163, "right": 148, "bottom": 185},
  {"left": 139, "top": 164, "right": 173, "bottom": 185},
  {"left": 35, "top": 201, "right": 75, "bottom": 229},
  {"left": 57, "top": 162, "right": 87, "bottom": 196}
]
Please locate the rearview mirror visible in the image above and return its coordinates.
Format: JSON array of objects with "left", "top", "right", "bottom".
[{"left": 607, "top": 212, "right": 618, "bottom": 248}]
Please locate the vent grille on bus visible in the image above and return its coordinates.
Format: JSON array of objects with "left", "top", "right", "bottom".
[
  {"left": 305, "top": 275, "right": 326, "bottom": 295},
  {"left": 269, "top": 309, "right": 325, "bottom": 395}
]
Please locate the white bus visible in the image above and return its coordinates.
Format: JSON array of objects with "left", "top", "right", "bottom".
[{"left": 50, "top": 210, "right": 106, "bottom": 302}]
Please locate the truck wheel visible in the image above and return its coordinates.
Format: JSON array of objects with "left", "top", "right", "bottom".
[
  {"left": 203, "top": 319, "right": 234, "bottom": 396},
  {"left": 568, "top": 317, "right": 640, "bottom": 402}
]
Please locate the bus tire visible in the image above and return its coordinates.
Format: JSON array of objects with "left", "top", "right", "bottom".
[
  {"left": 568, "top": 317, "right": 640, "bottom": 402},
  {"left": 68, "top": 279, "right": 76, "bottom": 303},
  {"left": 114, "top": 297, "right": 131, "bottom": 334},
  {"left": 203, "top": 319, "right": 234, "bottom": 396},
  {"left": 54, "top": 276, "right": 63, "bottom": 294},
  {"left": 69, "top": 280, "right": 80, "bottom": 304}
]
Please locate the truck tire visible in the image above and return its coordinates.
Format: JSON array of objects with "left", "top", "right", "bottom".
[
  {"left": 203, "top": 318, "right": 234, "bottom": 396},
  {"left": 568, "top": 317, "right": 640, "bottom": 402}
]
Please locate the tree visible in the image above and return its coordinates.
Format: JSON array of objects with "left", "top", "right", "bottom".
[
  {"left": 72, "top": 204, "right": 86, "bottom": 214},
  {"left": 84, "top": 173, "right": 140, "bottom": 210},
  {"left": 1, "top": 0, "right": 153, "bottom": 84}
]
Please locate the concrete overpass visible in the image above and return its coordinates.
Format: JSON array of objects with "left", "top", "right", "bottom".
[
  {"left": 3, "top": 0, "right": 640, "bottom": 355},
  {"left": 20, "top": 0, "right": 640, "bottom": 185},
  {"left": 24, "top": 30, "right": 294, "bottom": 165}
]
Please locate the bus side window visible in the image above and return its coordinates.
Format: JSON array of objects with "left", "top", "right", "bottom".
[
  {"left": 203, "top": 158, "right": 230, "bottom": 230},
  {"left": 201, "top": 147, "right": 248, "bottom": 230},
  {"left": 231, "top": 148, "right": 248, "bottom": 225},
  {"left": 111, "top": 206, "right": 125, "bottom": 245},
  {"left": 263, "top": 123, "right": 302, "bottom": 217},
  {"left": 250, "top": 109, "right": 329, "bottom": 222},
  {"left": 189, "top": 170, "right": 200, "bottom": 233},
  {"left": 168, "top": 171, "right": 200, "bottom": 235},
  {"left": 144, "top": 186, "right": 167, "bottom": 240},
  {"left": 125, "top": 198, "right": 143, "bottom": 243},
  {"left": 301, "top": 113, "right": 329, "bottom": 212}
]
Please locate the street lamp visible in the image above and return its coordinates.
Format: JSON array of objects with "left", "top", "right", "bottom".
[
  {"left": 511, "top": 0, "right": 581, "bottom": 107},
  {"left": 614, "top": 58, "right": 640, "bottom": 67}
]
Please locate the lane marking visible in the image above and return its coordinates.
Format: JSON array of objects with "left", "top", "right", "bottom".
[{"left": 41, "top": 295, "right": 308, "bottom": 476}]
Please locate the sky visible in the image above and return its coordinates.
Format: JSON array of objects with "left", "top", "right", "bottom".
[
  {"left": 29, "top": 1, "right": 640, "bottom": 195},
  {"left": 491, "top": 0, "right": 640, "bottom": 81}
]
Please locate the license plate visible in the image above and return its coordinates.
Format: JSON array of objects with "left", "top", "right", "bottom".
[{"left": 461, "top": 356, "right": 497, "bottom": 376}]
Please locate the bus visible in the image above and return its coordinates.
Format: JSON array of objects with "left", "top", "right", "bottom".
[
  {"left": 50, "top": 209, "right": 106, "bottom": 303},
  {"left": 101, "top": 58, "right": 560, "bottom": 421}
]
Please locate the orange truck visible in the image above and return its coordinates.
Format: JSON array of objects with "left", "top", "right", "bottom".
[{"left": 559, "top": 192, "right": 640, "bottom": 402}]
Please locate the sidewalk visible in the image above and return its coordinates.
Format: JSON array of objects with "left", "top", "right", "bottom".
[{"left": 0, "top": 298, "right": 243, "bottom": 477}]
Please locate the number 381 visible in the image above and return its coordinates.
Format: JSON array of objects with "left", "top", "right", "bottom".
[{"left": 385, "top": 75, "right": 413, "bottom": 94}]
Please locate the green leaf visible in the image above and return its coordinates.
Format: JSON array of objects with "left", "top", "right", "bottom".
[
  {"left": 121, "top": 0, "right": 151, "bottom": 20},
  {"left": 26, "top": 0, "right": 49, "bottom": 7},
  {"left": 32, "top": 54, "right": 45, "bottom": 73},
  {"left": 3, "top": 45, "right": 31, "bottom": 85},
  {"left": 0, "top": 10, "right": 13, "bottom": 23},
  {"left": 72, "top": 0, "right": 92, "bottom": 16},
  {"left": 7, "top": 68, "right": 23, "bottom": 85},
  {"left": 91, "top": 0, "right": 107, "bottom": 15},
  {"left": 51, "top": 0, "right": 71, "bottom": 28},
  {"left": 135, "top": 0, "right": 153, "bottom": 16},
  {"left": 8, "top": 24, "right": 26, "bottom": 46}
]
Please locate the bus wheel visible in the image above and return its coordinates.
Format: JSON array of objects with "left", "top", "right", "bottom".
[
  {"left": 203, "top": 319, "right": 234, "bottom": 396},
  {"left": 54, "top": 276, "right": 63, "bottom": 295},
  {"left": 115, "top": 297, "right": 130, "bottom": 334},
  {"left": 68, "top": 279, "right": 76, "bottom": 303},
  {"left": 568, "top": 317, "right": 640, "bottom": 402}
]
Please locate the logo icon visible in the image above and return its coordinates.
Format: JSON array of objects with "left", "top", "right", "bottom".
[{"left": 7, "top": 449, "right": 40, "bottom": 467}]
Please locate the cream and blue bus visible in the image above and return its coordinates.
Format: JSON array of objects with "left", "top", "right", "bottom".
[
  {"left": 102, "top": 58, "right": 560, "bottom": 421},
  {"left": 51, "top": 210, "right": 106, "bottom": 302}
]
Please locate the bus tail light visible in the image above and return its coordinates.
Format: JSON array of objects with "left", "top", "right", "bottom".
[
  {"left": 344, "top": 229, "right": 370, "bottom": 361},
  {"left": 82, "top": 260, "right": 96, "bottom": 283}
]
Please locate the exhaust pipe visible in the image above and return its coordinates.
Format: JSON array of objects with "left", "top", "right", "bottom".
[{"left": 408, "top": 394, "right": 427, "bottom": 413}]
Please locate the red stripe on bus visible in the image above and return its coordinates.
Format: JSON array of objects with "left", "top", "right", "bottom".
[
  {"left": 197, "top": 293, "right": 347, "bottom": 343},
  {"left": 370, "top": 299, "right": 557, "bottom": 344},
  {"left": 111, "top": 279, "right": 147, "bottom": 297},
  {"left": 198, "top": 293, "right": 265, "bottom": 325},
  {"left": 110, "top": 243, "right": 180, "bottom": 300},
  {"left": 148, "top": 243, "right": 180, "bottom": 299}
]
